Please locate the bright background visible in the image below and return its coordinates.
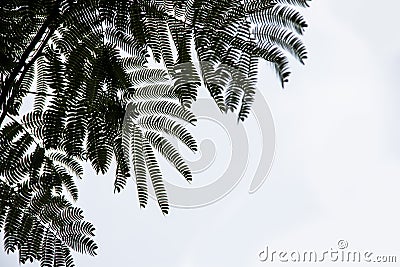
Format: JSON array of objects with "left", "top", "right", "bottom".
[{"left": 2, "top": 0, "right": 400, "bottom": 266}]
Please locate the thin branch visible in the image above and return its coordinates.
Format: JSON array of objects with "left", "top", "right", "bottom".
[
  {"left": 7, "top": 27, "right": 57, "bottom": 111},
  {"left": 0, "top": 1, "right": 61, "bottom": 127}
]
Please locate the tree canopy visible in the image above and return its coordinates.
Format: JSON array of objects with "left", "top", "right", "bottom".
[{"left": 0, "top": 0, "right": 311, "bottom": 266}]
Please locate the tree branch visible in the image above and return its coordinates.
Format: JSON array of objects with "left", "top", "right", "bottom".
[
  {"left": 6, "top": 27, "right": 57, "bottom": 115},
  {"left": 0, "top": 2, "right": 60, "bottom": 127}
]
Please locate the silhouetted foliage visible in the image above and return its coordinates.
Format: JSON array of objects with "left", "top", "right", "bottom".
[{"left": 0, "top": 0, "right": 310, "bottom": 265}]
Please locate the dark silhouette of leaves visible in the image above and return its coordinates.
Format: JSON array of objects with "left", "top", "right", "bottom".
[{"left": 0, "top": 0, "right": 311, "bottom": 266}]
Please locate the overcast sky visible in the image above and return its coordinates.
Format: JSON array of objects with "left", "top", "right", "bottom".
[{"left": 2, "top": 0, "right": 400, "bottom": 266}]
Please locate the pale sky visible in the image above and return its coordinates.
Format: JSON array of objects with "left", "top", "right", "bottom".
[{"left": 2, "top": 1, "right": 400, "bottom": 266}]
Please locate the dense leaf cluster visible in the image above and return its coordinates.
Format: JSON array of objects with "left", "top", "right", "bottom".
[{"left": 0, "top": 0, "right": 310, "bottom": 265}]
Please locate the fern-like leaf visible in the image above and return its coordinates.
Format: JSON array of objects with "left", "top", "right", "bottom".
[
  {"left": 145, "top": 131, "right": 192, "bottom": 182},
  {"left": 143, "top": 139, "right": 169, "bottom": 214}
]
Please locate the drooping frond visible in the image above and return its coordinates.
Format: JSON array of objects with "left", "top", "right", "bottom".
[
  {"left": 113, "top": 133, "right": 131, "bottom": 193},
  {"left": 248, "top": 5, "right": 308, "bottom": 35},
  {"left": 237, "top": 55, "right": 258, "bottom": 120},
  {"left": 137, "top": 115, "right": 197, "bottom": 152},
  {"left": 34, "top": 56, "right": 48, "bottom": 112},
  {"left": 145, "top": 131, "right": 193, "bottom": 182},
  {"left": 169, "top": 19, "right": 201, "bottom": 108},
  {"left": 0, "top": 115, "right": 96, "bottom": 267},
  {"left": 254, "top": 24, "right": 307, "bottom": 63},
  {"left": 131, "top": 123, "right": 149, "bottom": 208},
  {"left": 122, "top": 76, "right": 197, "bottom": 212},
  {"left": 0, "top": 181, "right": 97, "bottom": 266},
  {"left": 87, "top": 112, "right": 113, "bottom": 175},
  {"left": 143, "top": 139, "right": 169, "bottom": 214},
  {"left": 177, "top": 0, "right": 310, "bottom": 117},
  {"left": 46, "top": 151, "right": 84, "bottom": 178}
]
